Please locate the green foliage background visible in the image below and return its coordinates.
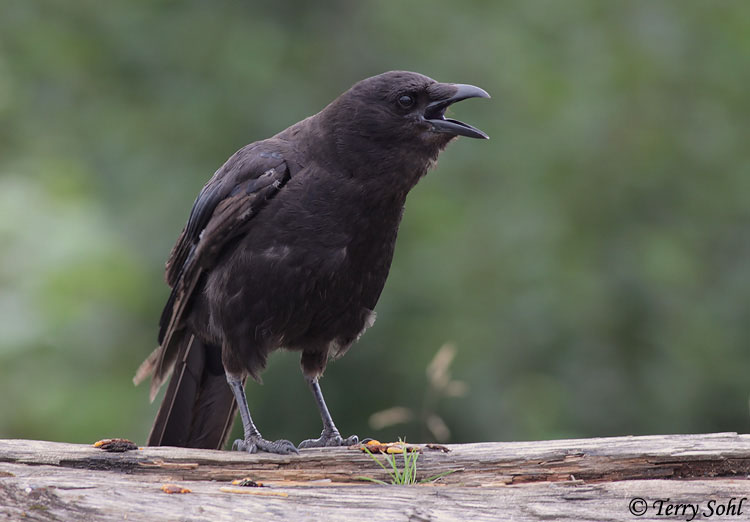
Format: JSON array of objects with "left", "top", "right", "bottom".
[{"left": 1, "top": 1, "right": 749, "bottom": 446}]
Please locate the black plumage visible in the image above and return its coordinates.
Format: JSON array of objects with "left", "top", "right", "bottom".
[{"left": 134, "top": 70, "right": 489, "bottom": 453}]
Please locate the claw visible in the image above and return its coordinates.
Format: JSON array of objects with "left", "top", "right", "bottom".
[
  {"left": 298, "top": 430, "right": 358, "bottom": 449},
  {"left": 232, "top": 439, "right": 257, "bottom": 453},
  {"left": 233, "top": 436, "right": 299, "bottom": 455},
  {"left": 340, "top": 434, "right": 359, "bottom": 446}
]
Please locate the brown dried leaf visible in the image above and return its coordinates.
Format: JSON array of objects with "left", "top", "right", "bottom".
[
  {"left": 161, "top": 484, "right": 191, "bottom": 494},
  {"left": 93, "top": 438, "right": 138, "bottom": 452},
  {"left": 354, "top": 441, "right": 422, "bottom": 454}
]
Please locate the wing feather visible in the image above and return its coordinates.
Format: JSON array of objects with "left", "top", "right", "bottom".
[{"left": 134, "top": 144, "right": 292, "bottom": 399}]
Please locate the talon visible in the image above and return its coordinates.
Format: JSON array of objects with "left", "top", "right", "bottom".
[
  {"left": 232, "top": 439, "right": 258, "bottom": 453},
  {"left": 298, "top": 431, "right": 358, "bottom": 449},
  {"left": 233, "top": 437, "right": 298, "bottom": 455}
]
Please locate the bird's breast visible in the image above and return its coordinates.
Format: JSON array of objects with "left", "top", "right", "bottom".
[{"left": 205, "top": 168, "right": 407, "bottom": 353}]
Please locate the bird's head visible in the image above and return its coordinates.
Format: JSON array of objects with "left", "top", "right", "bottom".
[{"left": 320, "top": 71, "right": 489, "bottom": 172}]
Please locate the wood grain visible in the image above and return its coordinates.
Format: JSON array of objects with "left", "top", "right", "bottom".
[{"left": 1, "top": 433, "right": 749, "bottom": 521}]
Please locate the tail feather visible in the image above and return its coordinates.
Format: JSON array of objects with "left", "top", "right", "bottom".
[{"left": 146, "top": 335, "right": 239, "bottom": 449}]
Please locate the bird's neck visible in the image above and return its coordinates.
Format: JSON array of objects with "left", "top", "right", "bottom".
[{"left": 314, "top": 119, "right": 441, "bottom": 197}]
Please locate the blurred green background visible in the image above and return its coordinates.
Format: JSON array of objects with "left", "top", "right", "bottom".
[{"left": 1, "top": 0, "right": 749, "bottom": 447}]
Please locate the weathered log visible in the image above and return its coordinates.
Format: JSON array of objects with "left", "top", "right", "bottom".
[{"left": 1, "top": 433, "right": 749, "bottom": 521}]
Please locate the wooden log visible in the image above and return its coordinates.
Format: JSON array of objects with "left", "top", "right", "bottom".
[{"left": 1, "top": 433, "right": 749, "bottom": 521}]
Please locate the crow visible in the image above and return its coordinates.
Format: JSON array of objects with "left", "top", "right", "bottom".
[{"left": 134, "top": 71, "right": 489, "bottom": 454}]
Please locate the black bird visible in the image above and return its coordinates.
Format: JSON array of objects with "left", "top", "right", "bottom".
[{"left": 134, "top": 71, "right": 489, "bottom": 454}]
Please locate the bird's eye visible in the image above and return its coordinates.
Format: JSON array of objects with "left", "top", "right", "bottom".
[{"left": 398, "top": 94, "right": 415, "bottom": 109}]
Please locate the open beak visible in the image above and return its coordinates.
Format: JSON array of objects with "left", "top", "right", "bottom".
[{"left": 423, "top": 83, "right": 490, "bottom": 139}]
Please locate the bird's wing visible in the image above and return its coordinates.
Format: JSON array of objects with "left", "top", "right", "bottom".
[
  {"left": 165, "top": 147, "right": 288, "bottom": 288},
  {"left": 134, "top": 144, "right": 291, "bottom": 400}
]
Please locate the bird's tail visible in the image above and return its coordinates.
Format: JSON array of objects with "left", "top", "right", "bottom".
[{"left": 143, "top": 335, "right": 239, "bottom": 449}]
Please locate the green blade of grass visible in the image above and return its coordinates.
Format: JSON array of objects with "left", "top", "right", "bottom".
[
  {"left": 356, "top": 476, "right": 389, "bottom": 485},
  {"left": 388, "top": 453, "right": 403, "bottom": 484},
  {"left": 363, "top": 447, "right": 389, "bottom": 473},
  {"left": 404, "top": 451, "right": 417, "bottom": 484}
]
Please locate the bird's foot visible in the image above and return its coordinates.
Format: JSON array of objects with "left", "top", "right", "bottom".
[
  {"left": 232, "top": 435, "right": 299, "bottom": 455},
  {"left": 298, "top": 429, "right": 358, "bottom": 449}
]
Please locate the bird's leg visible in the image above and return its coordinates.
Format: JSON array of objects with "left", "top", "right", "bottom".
[
  {"left": 226, "top": 374, "right": 298, "bottom": 455},
  {"left": 298, "top": 377, "right": 358, "bottom": 449}
]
